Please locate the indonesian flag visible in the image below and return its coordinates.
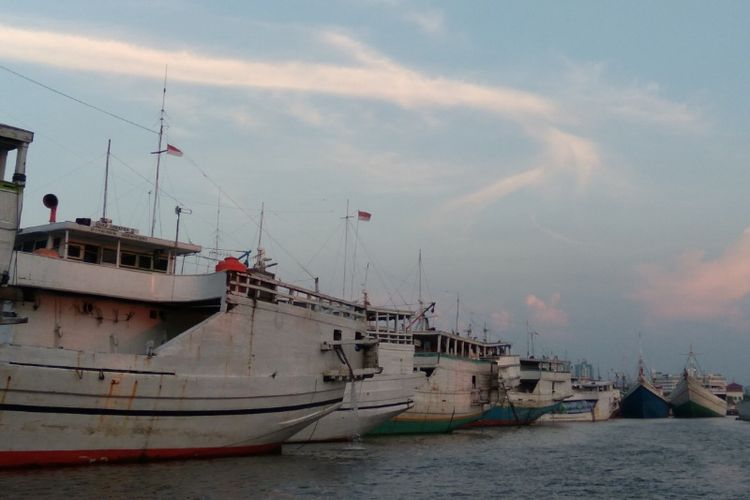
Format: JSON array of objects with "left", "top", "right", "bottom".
[
  {"left": 166, "top": 144, "right": 183, "bottom": 157},
  {"left": 357, "top": 210, "right": 371, "bottom": 222}
]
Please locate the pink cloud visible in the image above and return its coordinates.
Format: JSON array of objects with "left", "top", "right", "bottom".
[
  {"left": 635, "top": 228, "right": 750, "bottom": 323},
  {"left": 490, "top": 310, "right": 512, "bottom": 332},
  {"left": 525, "top": 292, "right": 569, "bottom": 329}
]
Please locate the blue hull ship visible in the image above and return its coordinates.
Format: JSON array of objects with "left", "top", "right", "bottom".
[
  {"left": 620, "top": 382, "right": 669, "bottom": 418},
  {"left": 466, "top": 402, "right": 561, "bottom": 427}
]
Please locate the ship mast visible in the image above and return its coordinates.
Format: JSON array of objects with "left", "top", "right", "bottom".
[
  {"left": 255, "top": 202, "right": 265, "bottom": 270},
  {"left": 150, "top": 68, "right": 168, "bottom": 237},
  {"left": 101, "top": 139, "right": 111, "bottom": 222},
  {"left": 342, "top": 199, "right": 350, "bottom": 297}
]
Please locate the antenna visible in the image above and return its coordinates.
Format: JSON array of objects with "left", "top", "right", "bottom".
[
  {"left": 526, "top": 320, "right": 539, "bottom": 357},
  {"left": 150, "top": 66, "right": 168, "bottom": 237},
  {"left": 102, "top": 139, "right": 111, "bottom": 221},
  {"left": 174, "top": 205, "right": 192, "bottom": 246}
]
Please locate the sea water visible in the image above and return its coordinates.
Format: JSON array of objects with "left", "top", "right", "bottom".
[{"left": 1, "top": 417, "right": 748, "bottom": 499}]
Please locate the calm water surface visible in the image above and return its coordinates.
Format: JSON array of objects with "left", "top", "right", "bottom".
[{"left": 1, "top": 418, "right": 748, "bottom": 499}]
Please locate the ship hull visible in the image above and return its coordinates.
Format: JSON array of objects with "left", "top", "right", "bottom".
[
  {"left": 0, "top": 356, "right": 344, "bottom": 467},
  {"left": 0, "top": 279, "right": 369, "bottom": 467},
  {"left": 737, "top": 401, "right": 750, "bottom": 421},
  {"left": 368, "top": 353, "right": 491, "bottom": 435},
  {"left": 620, "top": 383, "right": 669, "bottom": 419},
  {"left": 670, "top": 376, "right": 726, "bottom": 418},
  {"left": 467, "top": 402, "right": 560, "bottom": 427},
  {"left": 288, "top": 371, "right": 425, "bottom": 442}
]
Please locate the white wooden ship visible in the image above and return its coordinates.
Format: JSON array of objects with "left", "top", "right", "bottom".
[{"left": 0, "top": 123, "right": 378, "bottom": 467}]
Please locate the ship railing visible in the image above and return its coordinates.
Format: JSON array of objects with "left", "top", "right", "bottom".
[
  {"left": 225, "top": 270, "right": 367, "bottom": 320},
  {"left": 368, "top": 331, "right": 414, "bottom": 345}
]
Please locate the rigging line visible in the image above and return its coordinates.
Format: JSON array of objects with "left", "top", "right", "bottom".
[
  {"left": 182, "top": 155, "right": 318, "bottom": 281},
  {"left": 0, "top": 64, "right": 158, "bottom": 135},
  {"left": 304, "top": 222, "right": 344, "bottom": 270},
  {"left": 109, "top": 153, "right": 185, "bottom": 207},
  {"left": 354, "top": 241, "right": 410, "bottom": 309}
]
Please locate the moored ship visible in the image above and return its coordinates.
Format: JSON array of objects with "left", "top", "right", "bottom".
[
  {"left": 472, "top": 356, "right": 572, "bottom": 426},
  {"left": 0, "top": 123, "right": 377, "bottom": 467},
  {"left": 288, "top": 306, "right": 425, "bottom": 442},
  {"left": 543, "top": 379, "right": 619, "bottom": 422},
  {"left": 620, "top": 355, "right": 669, "bottom": 419},
  {"left": 670, "top": 350, "right": 727, "bottom": 418},
  {"left": 369, "top": 325, "right": 502, "bottom": 434}
]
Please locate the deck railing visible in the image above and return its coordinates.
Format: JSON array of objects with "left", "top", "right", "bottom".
[{"left": 225, "top": 270, "right": 367, "bottom": 321}]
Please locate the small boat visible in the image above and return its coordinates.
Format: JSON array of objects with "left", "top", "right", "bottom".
[
  {"left": 620, "top": 355, "right": 669, "bottom": 419},
  {"left": 670, "top": 349, "right": 727, "bottom": 418}
]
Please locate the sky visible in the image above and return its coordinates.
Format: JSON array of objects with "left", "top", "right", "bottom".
[{"left": 1, "top": 1, "right": 749, "bottom": 382}]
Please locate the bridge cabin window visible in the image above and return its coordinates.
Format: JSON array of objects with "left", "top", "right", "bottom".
[
  {"left": 67, "top": 244, "right": 83, "bottom": 259},
  {"left": 101, "top": 248, "right": 117, "bottom": 265}
]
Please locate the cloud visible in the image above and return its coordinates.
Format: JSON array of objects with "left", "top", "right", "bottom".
[
  {"left": 445, "top": 124, "right": 601, "bottom": 212},
  {"left": 490, "top": 309, "right": 512, "bottom": 332},
  {"left": 562, "top": 60, "right": 700, "bottom": 128},
  {"left": 447, "top": 166, "right": 545, "bottom": 210},
  {"left": 0, "top": 23, "right": 605, "bottom": 213},
  {"left": 0, "top": 24, "right": 555, "bottom": 119},
  {"left": 634, "top": 228, "right": 750, "bottom": 324},
  {"left": 405, "top": 9, "right": 445, "bottom": 35},
  {"left": 526, "top": 292, "right": 569, "bottom": 329}
]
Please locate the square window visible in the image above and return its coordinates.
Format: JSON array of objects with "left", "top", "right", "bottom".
[{"left": 121, "top": 253, "right": 136, "bottom": 267}]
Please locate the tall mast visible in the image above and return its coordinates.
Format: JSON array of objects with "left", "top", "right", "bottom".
[
  {"left": 150, "top": 67, "right": 168, "bottom": 237},
  {"left": 455, "top": 291, "right": 460, "bottom": 334},
  {"left": 342, "top": 199, "right": 349, "bottom": 297},
  {"left": 214, "top": 189, "right": 221, "bottom": 257},
  {"left": 418, "top": 249, "right": 423, "bottom": 309},
  {"left": 255, "top": 202, "right": 265, "bottom": 269},
  {"left": 102, "top": 139, "right": 111, "bottom": 221},
  {"left": 350, "top": 207, "right": 361, "bottom": 301}
]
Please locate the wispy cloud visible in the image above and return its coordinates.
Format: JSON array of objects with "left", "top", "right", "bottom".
[
  {"left": 405, "top": 9, "right": 445, "bottom": 35},
  {"left": 358, "top": 0, "right": 446, "bottom": 35},
  {"left": 562, "top": 60, "right": 700, "bottom": 128},
  {"left": 0, "top": 24, "right": 555, "bottom": 119},
  {"left": 446, "top": 124, "right": 601, "bottom": 212},
  {"left": 526, "top": 292, "right": 569, "bottom": 329},
  {"left": 634, "top": 228, "right": 750, "bottom": 325},
  {"left": 0, "top": 23, "right": 611, "bottom": 213},
  {"left": 448, "top": 166, "right": 545, "bottom": 210}
]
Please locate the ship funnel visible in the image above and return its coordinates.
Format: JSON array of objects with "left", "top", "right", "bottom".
[{"left": 43, "top": 193, "right": 59, "bottom": 223}]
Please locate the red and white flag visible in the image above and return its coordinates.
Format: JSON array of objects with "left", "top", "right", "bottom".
[
  {"left": 357, "top": 210, "right": 371, "bottom": 222},
  {"left": 166, "top": 144, "right": 183, "bottom": 157}
]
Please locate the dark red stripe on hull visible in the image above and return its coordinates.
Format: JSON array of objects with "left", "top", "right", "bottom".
[{"left": 0, "top": 443, "right": 281, "bottom": 468}]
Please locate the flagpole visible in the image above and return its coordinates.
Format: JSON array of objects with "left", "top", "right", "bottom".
[{"left": 150, "top": 66, "right": 168, "bottom": 237}]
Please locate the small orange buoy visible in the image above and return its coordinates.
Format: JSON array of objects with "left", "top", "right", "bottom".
[{"left": 215, "top": 256, "right": 247, "bottom": 273}]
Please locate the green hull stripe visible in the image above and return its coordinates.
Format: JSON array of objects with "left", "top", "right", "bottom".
[
  {"left": 367, "top": 414, "right": 481, "bottom": 435},
  {"left": 672, "top": 400, "right": 724, "bottom": 418}
]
